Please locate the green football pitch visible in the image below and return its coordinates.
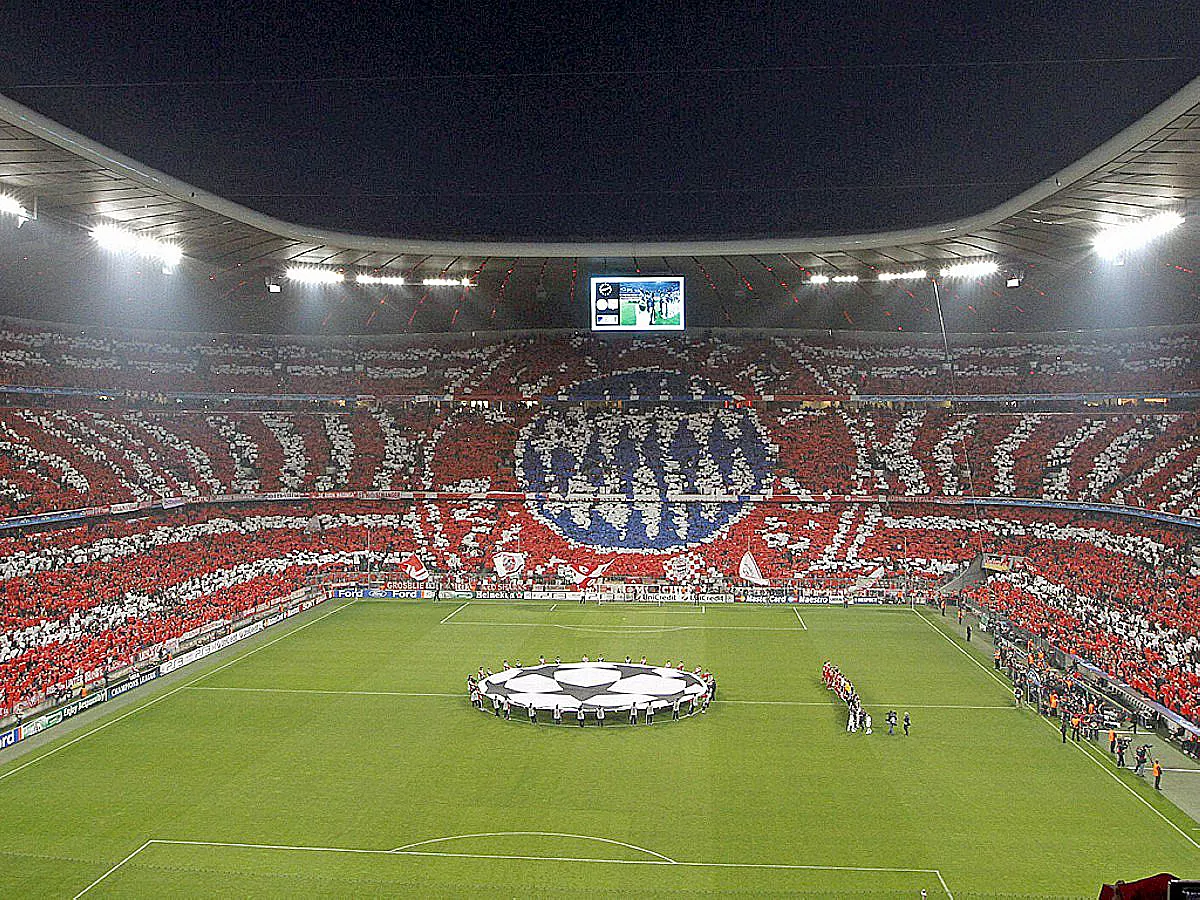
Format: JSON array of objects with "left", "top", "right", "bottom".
[{"left": 0, "top": 599, "right": 1196, "bottom": 898}]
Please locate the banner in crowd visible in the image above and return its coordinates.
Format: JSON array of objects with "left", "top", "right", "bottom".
[
  {"left": 401, "top": 554, "right": 429, "bottom": 581},
  {"left": 492, "top": 552, "right": 526, "bottom": 578},
  {"left": 738, "top": 552, "right": 768, "bottom": 586}
]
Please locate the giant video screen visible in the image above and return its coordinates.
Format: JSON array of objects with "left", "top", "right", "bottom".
[{"left": 590, "top": 276, "right": 684, "bottom": 331}]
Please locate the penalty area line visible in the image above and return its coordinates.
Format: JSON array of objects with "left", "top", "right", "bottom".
[
  {"left": 73, "top": 840, "right": 154, "bottom": 898},
  {"left": 794, "top": 608, "right": 808, "bottom": 630},
  {"left": 88, "top": 838, "right": 952, "bottom": 898}
]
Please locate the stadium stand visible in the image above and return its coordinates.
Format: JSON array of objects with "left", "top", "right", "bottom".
[
  {"left": 1, "top": 317, "right": 1197, "bottom": 398},
  {"left": 0, "top": 319, "right": 1198, "bottom": 734}
]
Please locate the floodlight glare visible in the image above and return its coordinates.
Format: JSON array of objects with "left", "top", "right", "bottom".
[
  {"left": 285, "top": 266, "right": 344, "bottom": 284},
  {"left": 877, "top": 269, "right": 927, "bottom": 281},
  {"left": 807, "top": 275, "right": 830, "bottom": 285},
  {"left": 91, "top": 223, "right": 182, "bottom": 267},
  {"left": 1093, "top": 211, "right": 1184, "bottom": 260},
  {"left": 357, "top": 273, "right": 407, "bottom": 286},
  {"left": 0, "top": 195, "right": 29, "bottom": 221},
  {"left": 422, "top": 277, "right": 474, "bottom": 287},
  {"left": 831, "top": 274, "right": 859, "bottom": 283},
  {"left": 938, "top": 260, "right": 999, "bottom": 279}
]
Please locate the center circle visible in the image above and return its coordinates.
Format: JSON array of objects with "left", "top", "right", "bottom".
[
  {"left": 478, "top": 662, "right": 710, "bottom": 712},
  {"left": 515, "top": 371, "right": 776, "bottom": 551}
]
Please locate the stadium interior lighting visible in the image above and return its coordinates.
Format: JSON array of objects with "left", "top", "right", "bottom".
[
  {"left": 877, "top": 269, "right": 927, "bottom": 281},
  {"left": 1006, "top": 275, "right": 1022, "bottom": 289},
  {"left": 91, "top": 223, "right": 183, "bottom": 268},
  {"left": 0, "top": 194, "right": 30, "bottom": 223},
  {"left": 938, "top": 259, "right": 999, "bottom": 279},
  {"left": 831, "top": 274, "right": 859, "bottom": 283},
  {"left": 422, "top": 277, "right": 473, "bottom": 287},
  {"left": 1093, "top": 211, "right": 1184, "bottom": 260},
  {"left": 357, "top": 273, "right": 407, "bottom": 286},
  {"left": 285, "top": 266, "right": 344, "bottom": 284},
  {"left": 806, "top": 275, "right": 830, "bottom": 284}
]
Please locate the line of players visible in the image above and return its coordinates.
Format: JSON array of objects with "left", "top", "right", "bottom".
[
  {"left": 466, "top": 656, "right": 717, "bottom": 725},
  {"left": 822, "top": 661, "right": 911, "bottom": 737}
]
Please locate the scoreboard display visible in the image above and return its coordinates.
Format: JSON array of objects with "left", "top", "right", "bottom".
[{"left": 590, "top": 276, "right": 684, "bottom": 331}]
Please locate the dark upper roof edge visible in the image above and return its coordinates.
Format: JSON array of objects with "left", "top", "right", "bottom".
[{"left": 1, "top": 74, "right": 1198, "bottom": 259}]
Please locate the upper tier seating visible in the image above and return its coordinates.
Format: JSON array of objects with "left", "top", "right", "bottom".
[{"left": 2, "top": 318, "right": 1196, "bottom": 398}]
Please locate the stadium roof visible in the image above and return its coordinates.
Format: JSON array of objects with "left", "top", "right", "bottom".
[{"left": 0, "top": 74, "right": 1197, "bottom": 289}]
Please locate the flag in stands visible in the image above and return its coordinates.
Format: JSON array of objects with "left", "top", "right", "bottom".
[
  {"left": 492, "top": 552, "right": 526, "bottom": 578},
  {"left": 564, "top": 560, "right": 612, "bottom": 587},
  {"left": 578, "top": 561, "right": 613, "bottom": 589},
  {"left": 739, "top": 551, "right": 768, "bottom": 585},
  {"left": 665, "top": 553, "right": 705, "bottom": 582},
  {"left": 401, "top": 553, "right": 429, "bottom": 581}
]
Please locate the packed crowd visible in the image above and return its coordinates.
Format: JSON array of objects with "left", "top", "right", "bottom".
[
  {"left": 1, "top": 317, "right": 1197, "bottom": 398},
  {"left": 1, "top": 404, "right": 1199, "bottom": 522},
  {"left": 969, "top": 539, "right": 1200, "bottom": 724},
  {"left": 1, "top": 499, "right": 1190, "bottom": 723}
]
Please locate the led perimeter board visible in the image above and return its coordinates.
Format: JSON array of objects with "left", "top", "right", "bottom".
[{"left": 590, "top": 276, "right": 685, "bottom": 331}]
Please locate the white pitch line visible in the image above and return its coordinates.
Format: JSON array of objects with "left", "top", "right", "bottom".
[
  {"left": 720, "top": 700, "right": 1012, "bottom": 710},
  {"left": 389, "top": 831, "right": 676, "bottom": 863},
  {"left": 188, "top": 686, "right": 460, "bottom": 698},
  {"left": 439, "top": 602, "right": 470, "bottom": 624},
  {"left": 793, "top": 608, "right": 808, "bottom": 630},
  {"left": 443, "top": 621, "right": 806, "bottom": 632},
  {"left": 0, "top": 600, "right": 355, "bottom": 785},
  {"left": 130, "top": 838, "right": 949, "bottom": 895},
  {"left": 549, "top": 604, "right": 557, "bottom": 612},
  {"left": 73, "top": 839, "right": 153, "bottom": 898},
  {"left": 182, "top": 686, "right": 1012, "bottom": 710},
  {"left": 912, "top": 608, "right": 1200, "bottom": 852}
]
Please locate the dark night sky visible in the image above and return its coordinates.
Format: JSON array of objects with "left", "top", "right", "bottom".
[{"left": 3, "top": 2, "right": 1198, "bottom": 241}]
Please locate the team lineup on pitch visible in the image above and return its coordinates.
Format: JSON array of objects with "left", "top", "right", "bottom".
[{"left": 0, "top": 599, "right": 1195, "bottom": 899}]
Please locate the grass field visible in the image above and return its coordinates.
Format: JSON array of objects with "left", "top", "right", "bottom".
[{"left": 0, "top": 599, "right": 1197, "bottom": 898}]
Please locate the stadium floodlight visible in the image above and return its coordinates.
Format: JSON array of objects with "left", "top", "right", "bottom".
[
  {"left": 831, "top": 274, "right": 859, "bottom": 283},
  {"left": 806, "top": 274, "right": 830, "bottom": 285},
  {"left": 877, "top": 269, "right": 927, "bottom": 281},
  {"left": 1093, "top": 211, "right": 1184, "bottom": 260},
  {"left": 285, "top": 266, "right": 344, "bottom": 284},
  {"left": 422, "top": 277, "right": 473, "bottom": 287},
  {"left": 356, "top": 273, "right": 407, "bottom": 286},
  {"left": 91, "top": 223, "right": 183, "bottom": 268},
  {"left": 938, "top": 259, "right": 999, "bottom": 279},
  {"left": 0, "top": 194, "right": 30, "bottom": 223}
]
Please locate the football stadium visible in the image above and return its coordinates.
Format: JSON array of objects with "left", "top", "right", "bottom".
[{"left": 0, "top": 9, "right": 1199, "bottom": 899}]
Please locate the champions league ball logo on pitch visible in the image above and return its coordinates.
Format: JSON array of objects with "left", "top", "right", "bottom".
[
  {"left": 475, "top": 663, "right": 710, "bottom": 722},
  {"left": 515, "top": 373, "right": 776, "bottom": 552}
]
